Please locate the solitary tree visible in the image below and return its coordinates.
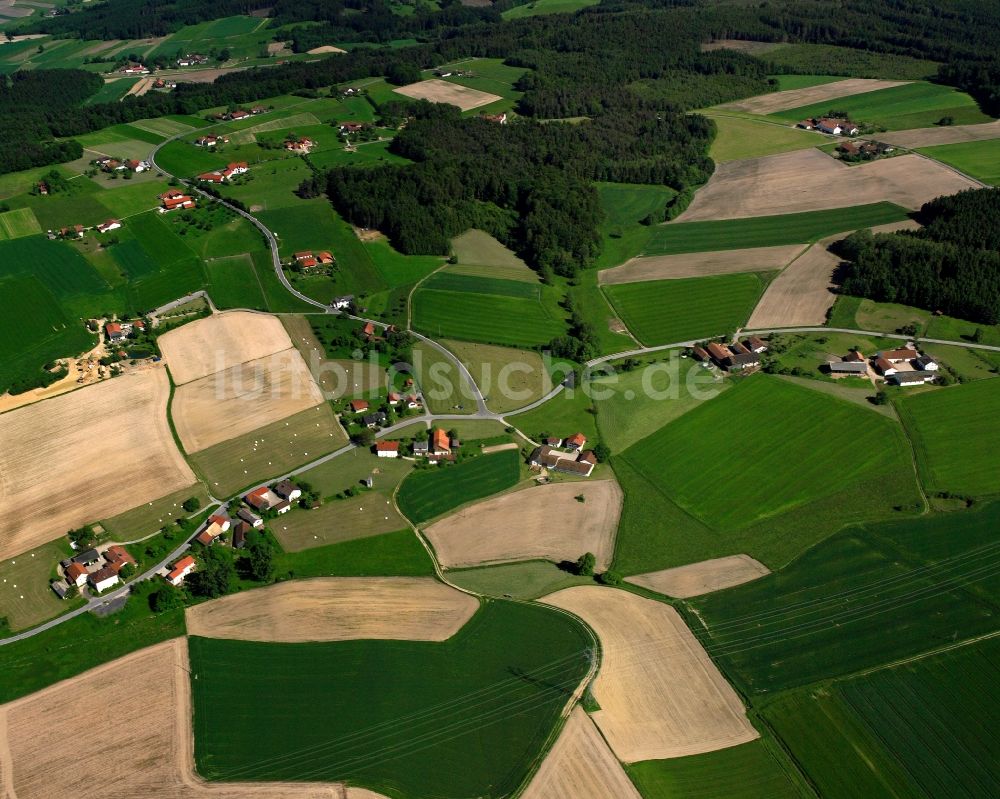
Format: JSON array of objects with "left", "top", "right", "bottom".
[{"left": 576, "top": 552, "right": 596, "bottom": 577}]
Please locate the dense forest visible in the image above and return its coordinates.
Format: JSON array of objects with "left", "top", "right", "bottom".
[{"left": 838, "top": 189, "right": 1000, "bottom": 324}]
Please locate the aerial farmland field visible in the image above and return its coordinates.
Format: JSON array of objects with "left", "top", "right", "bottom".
[
  {"left": 895, "top": 378, "right": 1000, "bottom": 496},
  {"left": 189, "top": 600, "right": 591, "bottom": 797},
  {"left": 604, "top": 272, "right": 768, "bottom": 345},
  {"left": 918, "top": 138, "right": 1000, "bottom": 184},
  {"left": 0, "top": 207, "right": 41, "bottom": 239},
  {"left": 396, "top": 449, "right": 521, "bottom": 524}
]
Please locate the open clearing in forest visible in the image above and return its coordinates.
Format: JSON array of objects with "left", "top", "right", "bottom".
[
  {"left": 542, "top": 586, "right": 758, "bottom": 762},
  {"left": 0, "top": 368, "right": 194, "bottom": 560},
  {"left": 171, "top": 348, "right": 323, "bottom": 453},
  {"left": 158, "top": 310, "right": 293, "bottom": 385},
  {"left": 426, "top": 480, "right": 622, "bottom": 570},
  {"left": 677, "top": 150, "right": 977, "bottom": 222},
  {"left": 185, "top": 577, "right": 478, "bottom": 642},
  {"left": 448, "top": 229, "right": 537, "bottom": 282},
  {"left": 718, "top": 78, "right": 908, "bottom": 114},
  {"left": 600, "top": 244, "right": 805, "bottom": 283},
  {"left": 747, "top": 220, "right": 920, "bottom": 328},
  {"left": 521, "top": 707, "right": 642, "bottom": 799},
  {"left": 393, "top": 79, "right": 501, "bottom": 111},
  {"left": 881, "top": 119, "right": 1000, "bottom": 148},
  {"left": 0, "top": 638, "right": 382, "bottom": 799},
  {"left": 626, "top": 555, "right": 770, "bottom": 598}
]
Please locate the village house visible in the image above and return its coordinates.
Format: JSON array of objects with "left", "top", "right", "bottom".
[
  {"left": 60, "top": 224, "right": 84, "bottom": 239},
  {"left": 160, "top": 190, "right": 196, "bottom": 211},
  {"left": 66, "top": 548, "right": 100, "bottom": 567},
  {"left": 880, "top": 348, "right": 920, "bottom": 363},
  {"left": 363, "top": 411, "right": 388, "bottom": 429},
  {"left": 88, "top": 566, "right": 119, "bottom": 593},
  {"left": 96, "top": 219, "right": 122, "bottom": 234},
  {"left": 120, "top": 63, "right": 149, "bottom": 75},
  {"left": 406, "top": 394, "right": 422, "bottom": 409},
  {"left": 845, "top": 349, "right": 866, "bottom": 362},
  {"left": 197, "top": 171, "right": 226, "bottom": 184},
  {"left": 275, "top": 499, "right": 291, "bottom": 515},
  {"left": 432, "top": 428, "right": 451, "bottom": 455},
  {"left": 528, "top": 445, "right": 595, "bottom": 477},
  {"left": 245, "top": 486, "right": 282, "bottom": 511},
  {"left": 815, "top": 118, "right": 860, "bottom": 136},
  {"left": 105, "top": 322, "right": 125, "bottom": 342},
  {"left": 375, "top": 440, "right": 399, "bottom": 458},
  {"left": 195, "top": 134, "right": 229, "bottom": 147},
  {"left": 166, "top": 555, "right": 196, "bottom": 586},
  {"left": 103, "top": 545, "right": 135, "bottom": 574},
  {"left": 828, "top": 360, "right": 869, "bottom": 375},
  {"left": 349, "top": 399, "right": 369, "bottom": 413},
  {"left": 274, "top": 480, "right": 302, "bottom": 502},
  {"left": 915, "top": 355, "right": 939, "bottom": 371},
  {"left": 237, "top": 507, "right": 264, "bottom": 528},
  {"left": 65, "top": 562, "right": 89, "bottom": 588},
  {"left": 413, "top": 440, "right": 429, "bottom": 457},
  {"left": 874, "top": 356, "right": 897, "bottom": 376},
  {"left": 545, "top": 436, "right": 563, "bottom": 447},
  {"left": 361, "top": 321, "right": 378, "bottom": 341},
  {"left": 744, "top": 336, "right": 768, "bottom": 354},
  {"left": 892, "top": 371, "right": 937, "bottom": 386},
  {"left": 125, "top": 159, "right": 150, "bottom": 173},
  {"left": 387, "top": 392, "right": 401, "bottom": 405},
  {"left": 339, "top": 122, "right": 365, "bottom": 134},
  {"left": 228, "top": 109, "right": 251, "bottom": 121},
  {"left": 176, "top": 53, "right": 208, "bottom": 67},
  {"left": 285, "top": 137, "right": 314, "bottom": 153},
  {"left": 51, "top": 581, "right": 69, "bottom": 599},
  {"left": 222, "top": 161, "right": 249, "bottom": 180},
  {"left": 564, "top": 433, "right": 587, "bottom": 451},
  {"left": 692, "top": 345, "right": 710, "bottom": 362},
  {"left": 331, "top": 295, "right": 354, "bottom": 310},
  {"left": 231, "top": 521, "right": 251, "bottom": 549},
  {"left": 726, "top": 350, "right": 761, "bottom": 371}
]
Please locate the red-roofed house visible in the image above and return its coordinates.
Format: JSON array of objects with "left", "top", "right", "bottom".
[
  {"left": 387, "top": 392, "right": 401, "bottom": 404},
  {"left": 294, "top": 251, "right": 314, "bottom": 262},
  {"left": 65, "top": 562, "right": 88, "bottom": 588},
  {"left": 162, "top": 195, "right": 195, "bottom": 211},
  {"left": 222, "top": 162, "right": 248, "bottom": 179},
  {"left": 166, "top": 555, "right": 196, "bottom": 586},
  {"left": 361, "top": 322, "right": 376, "bottom": 339},
  {"left": 160, "top": 189, "right": 185, "bottom": 200},
  {"left": 375, "top": 440, "right": 399, "bottom": 458},
  {"left": 229, "top": 109, "right": 250, "bottom": 120},
  {"left": 197, "top": 171, "right": 225, "bottom": 183},
  {"left": 340, "top": 122, "right": 364, "bottom": 134},
  {"left": 104, "top": 545, "right": 136, "bottom": 574},
  {"left": 565, "top": 433, "right": 587, "bottom": 451},
  {"left": 299, "top": 256, "right": 318, "bottom": 269},
  {"left": 432, "top": 428, "right": 451, "bottom": 454},
  {"left": 317, "top": 251, "right": 335, "bottom": 265},
  {"left": 106, "top": 322, "right": 124, "bottom": 341},
  {"left": 97, "top": 219, "right": 122, "bottom": 234},
  {"left": 285, "top": 137, "right": 314, "bottom": 153}
]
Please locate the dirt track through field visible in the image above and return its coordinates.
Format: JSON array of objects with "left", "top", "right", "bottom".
[
  {"left": 185, "top": 577, "right": 479, "bottom": 642},
  {"left": 125, "top": 77, "right": 155, "bottom": 98},
  {"left": 747, "top": 220, "right": 920, "bottom": 327},
  {"left": 0, "top": 639, "right": 387, "bottom": 798},
  {"left": 159, "top": 311, "right": 294, "bottom": 385},
  {"left": 172, "top": 348, "right": 324, "bottom": 453},
  {"left": 542, "top": 587, "right": 758, "bottom": 762},
  {"left": 392, "top": 79, "right": 501, "bottom": 111},
  {"left": 0, "top": 368, "right": 195, "bottom": 560},
  {"left": 879, "top": 120, "right": 1000, "bottom": 148},
  {"left": 600, "top": 244, "right": 806, "bottom": 284},
  {"left": 719, "top": 78, "right": 908, "bottom": 114},
  {"left": 520, "top": 707, "right": 642, "bottom": 799},
  {"left": 626, "top": 555, "right": 770, "bottom": 598},
  {"left": 425, "top": 481, "right": 622, "bottom": 571},
  {"left": 677, "top": 149, "right": 978, "bottom": 222}
]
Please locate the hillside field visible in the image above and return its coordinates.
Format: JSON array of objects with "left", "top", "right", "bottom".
[
  {"left": 645, "top": 203, "right": 909, "bottom": 255},
  {"left": 604, "top": 273, "right": 768, "bottom": 346},
  {"left": 918, "top": 138, "right": 1000, "bottom": 185},
  {"left": 706, "top": 114, "right": 824, "bottom": 162},
  {"left": 396, "top": 449, "right": 521, "bottom": 524},
  {"left": 895, "top": 378, "right": 1000, "bottom": 497},
  {"left": 189, "top": 601, "right": 591, "bottom": 797}
]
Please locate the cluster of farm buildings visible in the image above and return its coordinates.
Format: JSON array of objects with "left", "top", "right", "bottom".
[
  {"left": 796, "top": 117, "right": 860, "bottom": 136},
  {"left": 693, "top": 336, "right": 769, "bottom": 371},
  {"left": 529, "top": 433, "right": 597, "bottom": 477},
  {"left": 92, "top": 156, "right": 151, "bottom": 174},
  {"left": 374, "top": 427, "right": 457, "bottom": 462},
  {"left": 53, "top": 545, "right": 135, "bottom": 598},
  {"left": 196, "top": 162, "right": 249, "bottom": 184},
  {"left": 53, "top": 218, "right": 124, "bottom": 239},
  {"left": 349, "top": 389, "right": 423, "bottom": 430},
  {"left": 159, "top": 188, "right": 197, "bottom": 211},
  {"left": 290, "top": 250, "right": 335, "bottom": 270},
  {"left": 212, "top": 107, "right": 268, "bottom": 122},
  {"left": 828, "top": 346, "right": 939, "bottom": 385}
]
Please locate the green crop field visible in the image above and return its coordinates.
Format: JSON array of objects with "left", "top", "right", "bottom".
[
  {"left": 690, "top": 501, "right": 1000, "bottom": 695},
  {"left": 772, "top": 81, "right": 991, "bottom": 130},
  {"left": 411, "top": 339, "right": 478, "bottom": 414},
  {"left": 204, "top": 253, "right": 268, "bottom": 310},
  {"left": 706, "top": 114, "right": 824, "bottom": 162},
  {"left": 0, "top": 207, "right": 41, "bottom": 240},
  {"left": 273, "top": 528, "right": 434, "bottom": 579},
  {"left": 593, "top": 354, "right": 731, "bottom": 453},
  {"left": 366, "top": 238, "right": 443, "bottom": 290},
  {"left": 443, "top": 339, "right": 552, "bottom": 414},
  {"left": 627, "top": 740, "right": 806, "bottom": 799},
  {"left": 93, "top": 182, "right": 170, "bottom": 217},
  {"left": 189, "top": 403, "right": 347, "bottom": 496},
  {"left": 190, "top": 600, "right": 590, "bottom": 797},
  {"left": 507, "top": 378, "right": 601, "bottom": 443},
  {"left": 396, "top": 449, "right": 521, "bottom": 524},
  {"left": 762, "top": 636, "right": 1000, "bottom": 798},
  {"left": 621, "top": 375, "right": 912, "bottom": 531},
  {"left": 448, "top": 228, "right": 537, "bottom": 282},
  {"left": 604, "top": 273, "right": 767, "bottom": 346},
  {"left": 413, "top": 272, "right": 564, "bottom": 348},
  {"left": 645, "top": 203, "right": 910, "bottom": 255},
  {"left": 919, "top": 138, "right": 1000, "bottom": 185},
  {"left": 596, "top": 182, "right": 676, "bottom": 228},
  {"left": 896, "top": 378, "right": 1000, "bottom": 497},
  {"left": 130, "top": 116, "right": 204, "bottom": 138},
  {"left": 0, "top": 538, "right": 80, "bottom": 632},
  {"left": 503, "top": 0, "right": 598, "bottom": 18},
  {"left": 110, "top": 238, "right": 159, "bottom": 279},
  {"left": 152, "top": 139, "right": 223, "bottom": 176},
  {"left": 219, "top": 157, "right": 311, "bottom": 211},
  {"left": 447, "top": 560, "right": 593, "bottom": 599}
]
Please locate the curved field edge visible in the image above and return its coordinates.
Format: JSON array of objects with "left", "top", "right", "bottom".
[{"left": 188, "top": 599, "right": 593, "bottom": 798}]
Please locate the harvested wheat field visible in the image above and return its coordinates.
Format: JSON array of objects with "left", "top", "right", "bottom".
[
  {"left": 392, "top": 79, "right": 501, "bottom": 111},
  {"left": 159, "top": 311, "right": 293, "bottom": 385},
  {"left": 172, "top": 349, "right": 323, "bottom": 453},
  {"left": 0, "top": 368, "right": 195, "bottom": 561},
  {"left": 720, "top": 78, "right": 908, "bottom": 115},
  {"left": 185, "top": 577, "right": 479, "bottom": 642},
  {"left": 425, "top": 481, "right": 623, "bottom": 571},
  {"left": 747, "top": 220, "right": 920, "bottom": 328},
  {"left": 677, "top": 150, "right": 977, "bottom": 222},
  {"left": 880, "top": 120, "right": 1000, "bottom": 148},
  {"left": 542, "top": 587, "right": 758, "bottom": 762},
  {"left": 626, "top": 555, "right": 770, "bottom": 598},
  {"left": 600, "top": 244, "right": 806, "bottom": 284},
  {"left": 0, "top": 639, "right": 386, "bottom": 799},
  {"left": 520, "top": 707, "right": 642, "bottom": 799},
  {"left": 307, "top": 45, "right": 346, "bottom": 54}
]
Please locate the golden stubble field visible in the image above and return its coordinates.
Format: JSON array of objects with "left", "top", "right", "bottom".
[
  {"left": 626, "top": 554, "right": 770, "bottom": 598},
  {"left": 0, "top": 368, "right": 195, "bottom": 560},
  {"left": 185, "top": 577, "right": 479, "bottom": 643},
  {"left": 425, "top": 481, "right": 623, "bottom": 571},
  {"left": 0, "top": 638, "right": 389, "bottom": 799},
  {"left": 542, "top": 586, "right": 759, "bottom": 762},
  {"left": 600, "top": 244, "right": 806, "bottom": 284},
  {"left": 520, "top": 707, "right": 642, "bottom": 799},
  {"left": 392, "top": 79, "right": 501, "bottom": 111},
  {"left": 719, "top": 78, "right": 908, "bottom": 115},
  {"left": 677, "top": 149, "right": 978, "bottom": 222}
]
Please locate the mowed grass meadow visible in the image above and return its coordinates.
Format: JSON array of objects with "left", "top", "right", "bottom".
[
  {"left": 412, "top": 272, "right": 564, "bottom": 347},
  {"left": 706, "top": 114, "right": 824, "bottom": 162},
  {"left": 396, "top": 449, "right": 521, "bottom": 524},
  {"left": 895, "top": 378, "right": 1000, "bottom": 497},
  {"left": 761, "top": 636, "right": 1000, "bottom": 799},
  {"left": 621, "top": 375, "right": 911, "bottom": 531},
  {"left": 690, "top": 501, "right": 1000, "bottom": 694},
  {"left": 645, "top": 202, "right": 910, "bottom": 255},
  {"left": 604, "top": 273, "right": 769, "bottom": 345},
  {"left": 919, "top": 138, "right": 1000, "bottom": 185},
  {"left": 772, "top": 81, "right": 993, "bottom": 130},
  {"left": 189, "top": 601, "right": 592, "bottom": 797}
]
